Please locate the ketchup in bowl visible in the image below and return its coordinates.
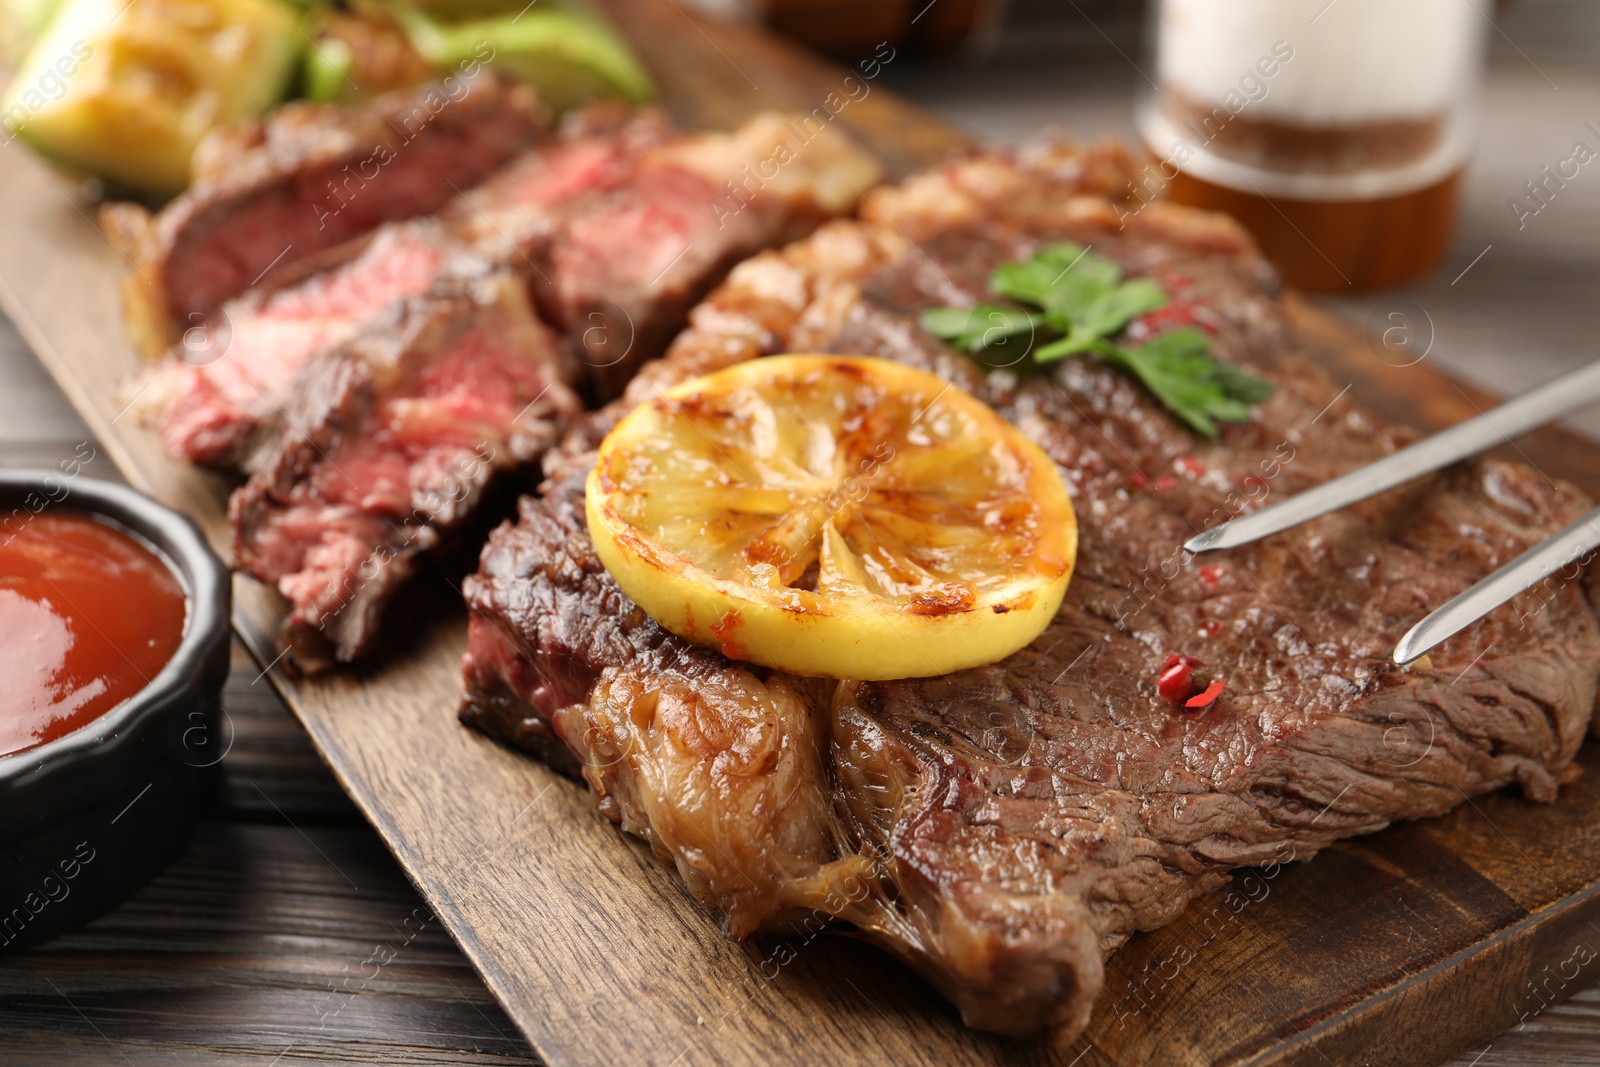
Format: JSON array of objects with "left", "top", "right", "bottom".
[{"left": 0, "top": 512, "right": 188, "bottom": 757}]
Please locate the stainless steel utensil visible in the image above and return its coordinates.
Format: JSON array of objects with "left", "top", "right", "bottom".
[
  {"left": 1178, "top": 361, "right": 1600, "bottom": 665},
  {"left": 1393, "top": 506, "right": 1600, "bottom": 664},
  {"left": 1185, "top": 361, "right": 1600, "bottom": 555}
]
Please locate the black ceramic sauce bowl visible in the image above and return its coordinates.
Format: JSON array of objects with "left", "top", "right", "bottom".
[{"left": 0, "top": 472, "right": 230, "bottom": 950}]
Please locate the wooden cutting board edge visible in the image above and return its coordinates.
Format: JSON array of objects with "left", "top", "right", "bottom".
[{"left": 1250, "top": 875, "right": 1600, "bottom": 1067}]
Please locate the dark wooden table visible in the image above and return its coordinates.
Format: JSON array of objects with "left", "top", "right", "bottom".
[{"left": 5, "top": 6, "right": 1600, "bottom": 1062}]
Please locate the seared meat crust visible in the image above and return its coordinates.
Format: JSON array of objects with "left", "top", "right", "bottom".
[{"left": 461, "top": 142, "right": 1600, "bottom": 1044}]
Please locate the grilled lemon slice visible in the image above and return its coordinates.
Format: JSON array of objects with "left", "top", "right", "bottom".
[{"left": 586, "top": 355, "right": 1077, "bottom": 680}]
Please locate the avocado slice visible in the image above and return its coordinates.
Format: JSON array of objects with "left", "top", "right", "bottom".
[
  {"left": 2, "top": 0, "right": 301, "bottom": 195},
  {"left": 403, "top": 2, "right": 653, "bottom": 112}
]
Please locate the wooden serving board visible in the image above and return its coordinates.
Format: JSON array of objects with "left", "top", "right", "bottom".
[{"left": 7, "top": 3, "right": 1600, "bottom": 1064}]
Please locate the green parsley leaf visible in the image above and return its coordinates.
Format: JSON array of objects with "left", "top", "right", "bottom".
[
  {"left": 1214, "top": 358, "right": 1276, "bottom": 406},
  {"left": 919, "top": 243, "right": 1274, "bottom": 436},
  {"left": 990, "top": 243, "right": 1110, "bottom": 308},
  {"left": 1102, "top": 327, "right": 1270, "bottom": 438},
  {"left": 1034, "top": 277, "right": 1168, "bottom": 361},
  {"left": 920, "top": 304, "right": 1043, "bottom": 355}
]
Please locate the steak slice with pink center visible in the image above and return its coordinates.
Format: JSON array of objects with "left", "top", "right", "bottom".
[
  {"left": 231, "top": 274, "right": 580, "bottom": 671},
  {"left": 102, "top": 75, "right": 544, "bottom": 347},
  {"left": 149, "top": 220, "right": 472, "bottom": 470}
]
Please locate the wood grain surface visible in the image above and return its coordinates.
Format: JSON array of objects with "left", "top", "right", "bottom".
[{"left": 4, "top": 2, "right": 1600, "bottom": 1064}]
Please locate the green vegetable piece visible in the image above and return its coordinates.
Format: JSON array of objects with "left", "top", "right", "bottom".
[
  {"left": 1034, "top": 277, "right": 1168, "bottom": 362},
  {"left": 990, "top": 242, "right": 1109, "bottom": 309},
  {"left": 928, "top": 242, "right": 1272, "bottom": 435},
  {"left": 921, "top": 304, "right": 1042, "bottom": 355},
  {"left": 1213, "top": 358, "right": 1275, "bottom": 406},
  {"left": 992, "top": 242, "right": 1164, "bottom": 359},
  {"left": 404, "top": 4, "right": 653, "bottom": 112},
  {"left": 2, "top": 0, "right": 301, "bottom": 195},
  {"left": 1074, "top": 277, "right": 1168, "bottom": 345},
  {"left": 303, "top": 35, "right": 356, "bottom": 103},
  {"left": 1104, "top": 327, "right": 1271, "bottom": 438}
]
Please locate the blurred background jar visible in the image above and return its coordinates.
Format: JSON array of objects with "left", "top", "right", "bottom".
[
  {"left": 686, "top": 0, "right": 1007, "bottom": 57},
  {"left": 1136, "top": 0, "right": 1488, "bottom": 291}
]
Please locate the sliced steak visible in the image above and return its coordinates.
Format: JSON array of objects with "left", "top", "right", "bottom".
[
  {"left": 445, "top": 105, "right": 675, "bottom": 263},
  {"left": 142, "top": 219, "right": 486, "bottom": 470},
  {"left": 102, "top": 74, "right": 543, "bottom": 349},
  {"left": 232, "top": 273, "right": 580, "bottom": 671},
  {"left": 460, "top": 145, "right": 1600, "bottom": 1045},
  {"left": 530, "top": 112, "right": 883, "bottom": 399},
  {"left": 136, "top": 106, "right": 878, "bottom": 469},
  {"left": 136, "top": 107, "right": 664, "bottom": 471}
]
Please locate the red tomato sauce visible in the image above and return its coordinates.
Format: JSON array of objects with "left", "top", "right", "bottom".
[{"left": 0, "top": 512, "right": 187, "bottom": 757}]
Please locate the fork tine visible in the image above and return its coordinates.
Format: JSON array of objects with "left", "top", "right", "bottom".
[
  {"left": 1393, "top": 506, "right": 1600, "bottom": 665},
  {"left": 1187, "top": 361, "right": 1600, "bottom": 555}
]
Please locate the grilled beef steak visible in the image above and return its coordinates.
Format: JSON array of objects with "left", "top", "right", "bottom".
[
  {"left": 137, "top": 107, "right": 666, "bottom": 471},
  {"left": 442, "top": 104, "right": 674, "bottom": 261},
  {"left": 136, "top": 108, "right": 878, "bottom": 469},
  {"left": 528, "top": 112, "right": 883, "bottom": 398},
  {"left": 232, "top": 274, "right": 579, "bottom": 671},
  {"left": 460, "top": 144, "right": 1600, "bottom": 1045},
  {"left": 103, "top": 76, "right": 543, "bottom": 351},
  {"left": 145, "top": 218, "right": 490, "bottom": 470},
  {"left": 118, "top": 95, "right": 880, "bottom": 671}
]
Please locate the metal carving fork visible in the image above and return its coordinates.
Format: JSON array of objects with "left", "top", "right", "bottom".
[{"left": 1183, "top": 361, "right": 1600, "bottom": 665}]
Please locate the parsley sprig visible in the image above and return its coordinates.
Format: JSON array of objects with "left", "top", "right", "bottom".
[{"left": 919, "top": 243, "right": 1272, "bottom": 437}]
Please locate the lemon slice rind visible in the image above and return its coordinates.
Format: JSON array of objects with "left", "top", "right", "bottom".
[{"left": 585, "top": 355, "right": 1077, "bottom": 680}]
